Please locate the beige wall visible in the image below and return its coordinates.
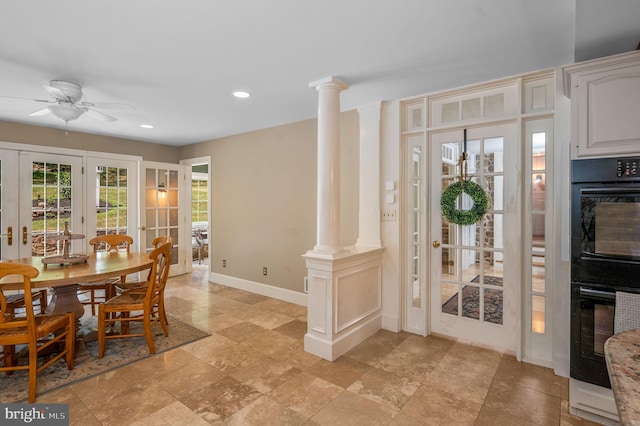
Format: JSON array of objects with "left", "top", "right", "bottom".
[
  {"left": 0, "top": 120, "right": 180, "bottom": 163},
  {"left": 0, "top": 110, "right": 359, "bottom": 294},
  {"left": 179, "top": 110, "right": 360, "bottom": 292}
]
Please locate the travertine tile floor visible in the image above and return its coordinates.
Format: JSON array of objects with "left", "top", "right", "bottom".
[{"left": 40, "top": 266, "right": 601, "bottom": 425}]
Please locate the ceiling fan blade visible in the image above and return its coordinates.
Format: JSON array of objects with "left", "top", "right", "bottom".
[
  {"left": 43, "top": 84, "right": 71, "bottom": 102},
  {"left": 84, "top": 108, "right": 117, "bottom": 122},
  {"left": 0, "top": 95, "right": 53, "bottom": 103},
  {"left": 78, "top": 101, "right": 135, "bottom": 111},
  {"left": 28, "top": 107, "right": 52, "bottom": 116}
]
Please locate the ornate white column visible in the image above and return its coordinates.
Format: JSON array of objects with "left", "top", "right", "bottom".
[
  {"left": 308, "top": 76, "right": 349, "bottom": 254},
  {"left": 304, "top": 78, "right": 383, "bottom": 361}
]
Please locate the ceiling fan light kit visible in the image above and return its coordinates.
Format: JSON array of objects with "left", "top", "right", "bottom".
[{"left": 48, "top": 103, "right": 84, "bottom": 122}]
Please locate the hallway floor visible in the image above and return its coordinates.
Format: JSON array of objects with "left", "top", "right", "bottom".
[{"left": 39, "top": 266, "right": 601, "bottom": 425}]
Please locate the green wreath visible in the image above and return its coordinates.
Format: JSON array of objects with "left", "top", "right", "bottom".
[{"left": 440, "top": 180, "right": 488, "bottom": 225}]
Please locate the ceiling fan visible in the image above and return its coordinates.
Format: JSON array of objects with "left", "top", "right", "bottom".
[{"left": 0, "top": 80, "right": 133, "bottom": 124}]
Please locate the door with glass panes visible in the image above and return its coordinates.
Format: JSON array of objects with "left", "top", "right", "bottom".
[
  {"left": 85, "top": 157, "right": 139, "bottom": 251},
  {"left": 429, "top": 124, "right": 520, "bottom": 351},
  {"left": 0, "top": 150, "right": 82, "bottom": 260},
  {"left": 141, "top": 161, "right": 185, "bottom": 276}
]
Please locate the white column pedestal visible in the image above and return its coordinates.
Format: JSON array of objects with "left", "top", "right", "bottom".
[{"left": 303, "top": 247, "right": 384, "bottom": 361}]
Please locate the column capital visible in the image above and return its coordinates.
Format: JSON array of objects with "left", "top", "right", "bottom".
[{"left": 309, "top": 76, "right": 349, "bottom": 92}]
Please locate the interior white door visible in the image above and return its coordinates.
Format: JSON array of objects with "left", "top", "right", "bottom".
[
  {"left": 0, "top": 150, "right": 83, "bottom": 260},
  {"left": 85, "top": 157, "right": 140, "bottom": 251},
  {"left": 429, "top": 124, "right": 520, "bottom": 352},
  {"left": 0, "top": 149, "right": 20, "bottom": 260},
  {"left": 141, "top": 161, "right": 186, "bottom": 276}
]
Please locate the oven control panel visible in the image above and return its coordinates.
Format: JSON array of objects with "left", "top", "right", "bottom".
[{"left": 617, "top": 158, "right": 640, "bottom": 178}]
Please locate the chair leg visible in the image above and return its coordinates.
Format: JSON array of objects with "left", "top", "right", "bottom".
[
  {"left": 3, "top": 345, "right": 15, "bottom": 374},
  {"left": 28, "top": 340, "right": 38, "bottom": 403},
  {"left": 39, "top": 289, "right": 48, "bottom": 313},
  {"left": 90, "top": 289, "right": 96, "bottom": 316},
  {"left": 159, "top": 297, "right": 169, "bottom": 336},
  {"left": 65, "top": 313, "right": 75, "bottom": 370},
  {"left": 98, "top": 307, "right": 106, "bottom": 359},
  {"left": 121, "top": 312, "right": 130, "bottom": 335},
  {"left": 143, "top": 315, "right": 156, "bottom": 354}
]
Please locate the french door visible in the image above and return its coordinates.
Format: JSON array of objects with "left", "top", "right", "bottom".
[
  {"left": 85, "top": 156, "right": 139, "bottom": 251},
  {"left": 429, "top": 123, "right": 520, "bottom": 352},
  {"left": 141, "top": 161, "right": 187, "bottom": 276},
  {"left": 0, "top": 149, "right": 83, "bottom": 260}
]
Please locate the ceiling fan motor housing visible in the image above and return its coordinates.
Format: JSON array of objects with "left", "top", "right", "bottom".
[{"left": 50, "top": 80, "right": 83, "bottom": 102}]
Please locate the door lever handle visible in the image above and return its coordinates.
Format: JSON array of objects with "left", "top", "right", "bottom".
[{"left": 1, "top": 226, "right": 13, "bottom": 245}]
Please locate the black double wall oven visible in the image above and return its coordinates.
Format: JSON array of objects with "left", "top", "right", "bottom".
[{"left": 571, "top": 156, "right": 640, "bottom": 388}]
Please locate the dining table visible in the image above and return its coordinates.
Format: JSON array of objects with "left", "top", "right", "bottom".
[{"left": 0, "top": 251, "right": 154, "bottom": 320}]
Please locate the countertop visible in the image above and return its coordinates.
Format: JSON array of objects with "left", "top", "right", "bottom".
[{"left": 605, "top": 328, "right": 640, "bottom": 425}]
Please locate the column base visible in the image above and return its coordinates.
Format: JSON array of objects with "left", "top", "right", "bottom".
[
  {"left": 303, "top": 246, "right": 384, "bottom": 361},
  {"left": 304, "top": 312, "right": 381, "bottom": 361}
]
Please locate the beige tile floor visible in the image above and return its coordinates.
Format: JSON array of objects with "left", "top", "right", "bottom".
[{"left": 39, "top": 265, "right": 601, "bottom": 425}]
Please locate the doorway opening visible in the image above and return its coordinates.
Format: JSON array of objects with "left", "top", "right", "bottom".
[{"left": 191, "top": 163, "right": 209, "bottom": 267}]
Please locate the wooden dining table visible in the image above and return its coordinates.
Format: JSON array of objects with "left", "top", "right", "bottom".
[{"left": 0, "top": 251, "right": 154, "bottom": 320}]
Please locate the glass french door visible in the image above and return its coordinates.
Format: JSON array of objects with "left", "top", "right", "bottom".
[
  {"left": 429, "top": 124, "right": 520, "bottom": 351},
  {"left": 141, "top": 161, "right": 186, "bottom": 276},
  {"left": 85, "top": 157, "right": 139, "bottom": 251},
  {"left": 0, "top": 149, "right": 82, "bottom": 260}
]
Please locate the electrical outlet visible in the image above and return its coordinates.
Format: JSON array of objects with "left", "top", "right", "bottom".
[
  {"left": 382, "top": 209, "right": 397, "bottom": 221},
  {"left": 263, "top": 267, "right": 268, "bottom": 276},
  {"left": 223, "top": 259, "right": 226, "bottom": 267}
]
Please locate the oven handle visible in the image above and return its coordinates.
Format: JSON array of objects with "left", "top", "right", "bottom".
[
  {"left": 579, "top": 288, "right": 616, "bottom": 300},
  {"left": 580, "top": 187, "right": 639, "bottom": 195}
]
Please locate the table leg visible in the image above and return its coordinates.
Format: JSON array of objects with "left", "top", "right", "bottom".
[
  {"left": 44, "top": 284, "right": 94, "bottom": 361},
  {"left": 45, "top": 283, "right": 84, "bottom": 319}
]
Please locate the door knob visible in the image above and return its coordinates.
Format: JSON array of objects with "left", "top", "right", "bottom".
[
  {"left": 140, "top": 226, "right": 147, "bottom": 231},
  {"left": 432, "top": 240, "right": 441, "bottom": 248}
]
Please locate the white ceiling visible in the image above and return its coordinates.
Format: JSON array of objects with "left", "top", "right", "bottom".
[{"left": 0, "top": 1, "right": 638, "bottom": 146}]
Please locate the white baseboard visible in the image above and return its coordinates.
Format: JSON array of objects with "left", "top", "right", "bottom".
[
  {"left": 210, "top": 273, "right": 307, "bottom": 306},
  {"left": 381, "top": 313, "right": 401, "bottom": 333},
  {"left": 569, "top": 378, "right": 619, "bottom": 423}
]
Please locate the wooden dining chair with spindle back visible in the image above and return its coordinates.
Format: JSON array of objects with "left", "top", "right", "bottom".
[
  {"left": 0, "top": 262, "right": 74, "bottom": 403},
  {"left": 77, "top": 234, "right": 134, "bottom": 315}
]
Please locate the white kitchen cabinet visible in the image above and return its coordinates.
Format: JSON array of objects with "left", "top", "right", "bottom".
[{"left": 563, "top": 50, "right": 640, "bottom": 158}]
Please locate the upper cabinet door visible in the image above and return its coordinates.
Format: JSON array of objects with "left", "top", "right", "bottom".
[{"left": 563, "top": 50, "right": 640, "bottom": 158}]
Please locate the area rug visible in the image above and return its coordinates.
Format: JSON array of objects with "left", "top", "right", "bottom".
[
  {"left": 0, "top": 315, "right": 209, "bottom": 403},
  {"left": 441, "top": 275, "right": 503, "bottom": 324}
]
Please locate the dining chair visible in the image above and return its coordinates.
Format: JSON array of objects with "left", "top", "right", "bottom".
[
  {"left": 4, "top": 289, "right": 48, "bottom": 317},
  {"left": 0, "top": 263, "right": 74, "bottom": 403},
  {"left": 114, "top": 236, "right": 172, "bottom": 293},
  {"left": 98, "top": 241, "right": 171, "bottom": 358},
  {"left": 78, "top": 234, "right": 134, "bottom": 315},
  {"left": 114, "top": 236, "right": 173, "bottom": 324}
]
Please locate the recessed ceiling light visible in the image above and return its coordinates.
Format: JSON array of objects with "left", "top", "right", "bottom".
[
  {"left": 233, "top": 91, "right": 251, "bottom": 98},
  {"left": 141, "top": 124, "right": 154, "bottom": 129}
]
